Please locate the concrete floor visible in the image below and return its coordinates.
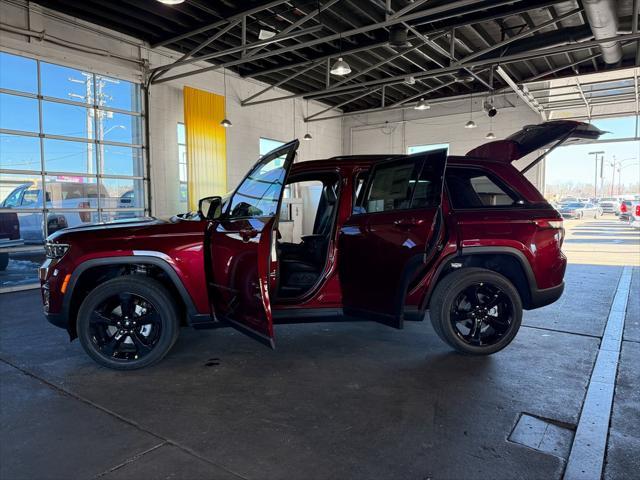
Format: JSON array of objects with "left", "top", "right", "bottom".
[{"left": 0, "top": 218, "right": 638, "bottom": 480}]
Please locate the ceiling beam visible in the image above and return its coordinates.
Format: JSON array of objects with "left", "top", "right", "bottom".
[
  {"left": 151, "top": 0, "right": 290, "bottom": 48},
  {"left": 302, "top": 46, "right": 632, "bottom": 122},
  {"left": 245, "top": 0, "right": 343, "bottom": 58},
  {"left": 152, "top": 0, "right": 516, "bottom": 83},
  {"left": 495, "top": 66, "right": 545, "bottom": 119},
  {"left": 240, "top": 8, "right": 584, "bottom": 106}
]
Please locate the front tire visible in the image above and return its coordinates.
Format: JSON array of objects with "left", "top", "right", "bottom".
[
  {"left": 0, "top": 252, "right": 8, "bottom": 271},
  {"left": 77, "top": 276, "right": 180, "bottom": 370},
  {"left": 429, "top": 268, "right": 522, "bottom": 355}
]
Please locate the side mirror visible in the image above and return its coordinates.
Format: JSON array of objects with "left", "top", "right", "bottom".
[{"left": 198, "top": 196, "right": 222, "bottom": 220}]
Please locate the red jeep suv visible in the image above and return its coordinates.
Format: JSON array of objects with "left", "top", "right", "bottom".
[{"left": 40, "top": 121, "right": 602, "bottom": 370}]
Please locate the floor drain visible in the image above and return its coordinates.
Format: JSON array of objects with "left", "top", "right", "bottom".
[{"left": 508, "top": 413, "right": 575, "bottom": 459}]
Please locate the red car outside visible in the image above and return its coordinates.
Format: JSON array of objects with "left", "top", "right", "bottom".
[{"left": 39, "top": 120, "right": 603, "bottom": 369}]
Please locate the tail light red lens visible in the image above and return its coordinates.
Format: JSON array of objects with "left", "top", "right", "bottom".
[
  {"left": 535, "top": 219, "right": 565, "bottom": 247},
  {"left": 78, "top": 202, "right": 90, "bottom": 222},
  {"left": 635, "top": 205, "right": 640, "bottom": 217}
]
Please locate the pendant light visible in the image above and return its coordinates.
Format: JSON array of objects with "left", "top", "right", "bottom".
[
  {"left": 464, "top": 91, "right": 476, "bottom": 129},
  {"left": 414, "top": 98, "right": 430, "bottom": 110},
  {"left": 157, "top": 0, "right": 184, "bottom": 4},
  {"left": 330, "top": 57, "right": 351, "bottom": 76},
  {"left": 220, "top": 68, "right": 232, "bottom": 128},
  {"left": 330, "top": 33, "right": 351, "bottom": 76},
  {"left": 303, "top": 99, "right": 313, "bottom": 140},
  {"left": 485, "top": 116, "right": 495, "bottom": 139}
]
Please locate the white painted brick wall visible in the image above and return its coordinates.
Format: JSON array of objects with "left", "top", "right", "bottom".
[{"left": 343, "top": 96, "right": 547, "bottom": 190}]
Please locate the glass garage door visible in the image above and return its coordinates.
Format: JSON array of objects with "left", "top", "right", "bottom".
[{"left": 0, "top": 51, "right": 147, "bottom": 291}]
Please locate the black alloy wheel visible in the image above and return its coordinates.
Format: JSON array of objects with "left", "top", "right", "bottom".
[
  {"left": 429, "top": 268, "right": 522, "bottom": 355},
  {"left": 89, "top": 292, "right": 162, "bottom": 361},
  {"left": 77, "top": 276, "right": 179, "bottom": 370},
  {"left": 449, "top": 283, "right": 513, "bottom": 347}
]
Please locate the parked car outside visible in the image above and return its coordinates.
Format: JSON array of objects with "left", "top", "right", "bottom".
[
  {"left": 0, "top": 181, "right": 109, "bottom": 243},
  {"left": 598, "top": 198, "right": 620, "bottom": 215},
  {"left": 619, "top": 201, "right": 640, "bottom": 229},
  {"left": 39, "top": 120, "right": 603, "bottom": 370},
  {"left": 559, "top": 196, "right": 580, "bottom": 204},
  {"left": 558, "top": 202, "right": 601, "bottom": 219},
  {"left": 0, "top": 211, "right": 23, "bottom": 271}
]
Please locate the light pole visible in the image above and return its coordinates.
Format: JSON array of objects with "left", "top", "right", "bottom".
[
  {"left": 589, "top": 151, "right": 604, "bottom": 199},
  {"left": 617, "top": 162, "right": 640, "bottom": 195}
]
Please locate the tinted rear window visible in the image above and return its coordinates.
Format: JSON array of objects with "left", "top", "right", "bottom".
[{"left": 446, "top": 168, "right": 520, "bottom": 209}]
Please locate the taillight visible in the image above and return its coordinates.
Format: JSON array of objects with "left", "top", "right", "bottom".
[
  {"left": 620, "top": 203, "right": 627, "bottom": 213},
  {"left": 635, "top": 205, "right": 640, "bottom": 217},
  {"left": 535, "top": 219, "right": 564, "bottom": 247},
  {"left": 535, "top": 219, "right": 563, "bottom": 229},
  {"left": 78, "top": 202, "right": 90, "bottom": 222}
]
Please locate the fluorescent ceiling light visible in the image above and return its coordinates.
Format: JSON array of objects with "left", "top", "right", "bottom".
[{"left": 259, "top": 29, "right": 276, "bottom": 40}]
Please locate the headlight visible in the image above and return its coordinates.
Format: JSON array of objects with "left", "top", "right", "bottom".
[{"left": 45, "top": 242, "right": 70, "bottom": 259}]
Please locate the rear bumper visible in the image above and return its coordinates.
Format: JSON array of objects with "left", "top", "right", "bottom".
[{"left": 528, "top": 281, "right": 564, "bottom": 309}]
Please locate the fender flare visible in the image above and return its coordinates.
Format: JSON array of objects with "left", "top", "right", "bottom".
[
  {"left": 63, "top": 255, "right": 209, "bottom": 328},
  {"left": 420, "top": 246, "right": 540, "bottom": 310}
]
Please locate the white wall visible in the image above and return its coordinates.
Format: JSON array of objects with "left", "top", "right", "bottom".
[
  {"left": 1, "top": 1, "right": 343, "bottom": 217},
  {"left": 343, "top": 94, "right": 547, "bottom": 189}
]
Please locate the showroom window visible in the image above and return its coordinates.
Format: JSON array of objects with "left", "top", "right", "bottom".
[
  {"left": 177, "top": 123, "right": 188, "bottom": 208},
  {"left": 407, "top": 143, "right": 449, "bottom": 155},
  {"left": 0, "top": 50, "right": 146, "bottom": 290}
]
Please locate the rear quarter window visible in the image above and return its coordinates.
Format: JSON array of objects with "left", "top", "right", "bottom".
[{"left": 446, "top": 168, "right": 521, "bottom": 209}]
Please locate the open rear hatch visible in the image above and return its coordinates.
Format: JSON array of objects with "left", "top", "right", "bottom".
[{"left": 466, "top": 120, "right": 605, "bottom": 172}]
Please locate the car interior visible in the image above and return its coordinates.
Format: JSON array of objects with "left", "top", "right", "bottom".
[{"left": 276, "top": 172, "right": 340, "bottom": 298}]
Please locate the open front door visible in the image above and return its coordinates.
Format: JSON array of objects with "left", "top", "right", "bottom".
[
  {"left": 338, "top": 149, "right": 447, "bottom": 328},
  {"left": 207, "top": 140, "right": 299, "bottom": 348}
]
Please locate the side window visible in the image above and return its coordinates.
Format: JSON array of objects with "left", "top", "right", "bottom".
[
  {"left": 364, "top": 160, "right": 419, "bottom": 213},
  {"left": 411, "top": 160, "right": 443, "bottom": 208},
  {"left": 446, "top": 168, "right": 519, "bottom": 209},
  {"left": 352, "top": 171, "right": 368, "bottom": 213},
  {"left": 2, "top": 187, "right": 23, "bottom": 207},
  {"left": 227, "top": 155, "right": 288, "bottom": 219},
  {"left": 20, "top": 187, "right": 39, "bottom": 206}
]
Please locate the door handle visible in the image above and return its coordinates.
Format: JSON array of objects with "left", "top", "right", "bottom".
[
  {"left": 239, "top": 228, "right": 258, "bottom": 242},
  {"left": 393, "top": 218, "right": 424, "bottom": 229}
]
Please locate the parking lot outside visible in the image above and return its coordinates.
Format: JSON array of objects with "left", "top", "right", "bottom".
[{"left": 1, "top": 215, "right": 638, "bottom": 479}]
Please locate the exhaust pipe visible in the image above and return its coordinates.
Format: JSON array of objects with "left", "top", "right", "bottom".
[{"left": 583, "top": 0, "right": 622, "bottom": 64}]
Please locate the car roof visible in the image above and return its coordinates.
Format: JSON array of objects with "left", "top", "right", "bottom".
[{"left": 291, "top": 154, "right": 505, "bottom": 173}]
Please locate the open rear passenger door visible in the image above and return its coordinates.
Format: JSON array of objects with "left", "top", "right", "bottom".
[
  {"left": 338, "top": 149, "right": 447, "bottom": 328},
  {"left": 207, "top": 140, "right": 299, "bottom": 348}
]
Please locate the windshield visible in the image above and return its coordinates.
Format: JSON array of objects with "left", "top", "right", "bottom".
[{"left": 564, "top": 203, "right": 584, "bottom": 208}]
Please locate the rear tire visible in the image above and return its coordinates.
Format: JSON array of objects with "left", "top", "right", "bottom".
[
  {"left": 429, "top": 268, "right": 522, "bottom": 355},
  {"left": 77, "top": 276, "right": 180, "bottom": 370}
]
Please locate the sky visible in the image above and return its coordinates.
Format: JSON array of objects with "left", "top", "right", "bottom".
[{"left": 545, "top": 117, "right": 640, "bottom": 188}]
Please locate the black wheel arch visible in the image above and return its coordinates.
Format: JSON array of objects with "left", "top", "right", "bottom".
[
  {"left": 421, "top": 247, "right": 542, "bottom": 311},
  {"left": 63, "top": 256, "right": 212, "bottom": 339}
]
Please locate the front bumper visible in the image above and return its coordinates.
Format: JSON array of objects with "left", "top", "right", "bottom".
[
  {"left": 0, "top": 239, "right": 24, "bottom": 249},
  {"left": 45, "top": 312, "right": 68, "bottom": 329},
  {"left": 39, "top": 257, "right": 72, "bottom": 333}
]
